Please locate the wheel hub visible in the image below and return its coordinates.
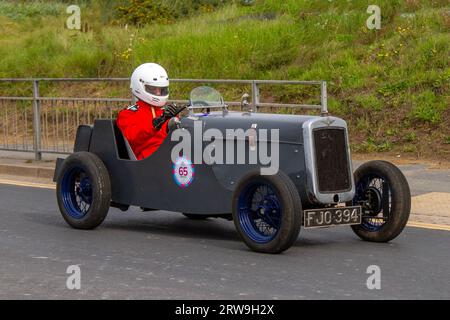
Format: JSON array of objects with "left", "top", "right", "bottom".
[
  {"left": 363, "top": 186, "right": 382, "bottom": 215},
  {"left": 76, "top": 177, "right": 92, "bottom": 203},
  {"left": 256, "top": 197, "right": 279, "bottom": 226},
  {"left": 237, "top": 181, "right": 284, "bottom": 245}
]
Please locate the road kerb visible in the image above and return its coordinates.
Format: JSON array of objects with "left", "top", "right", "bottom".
[
  {"left": 0, "top": 178, "right": 55, "bottom": 189},
  {"left": 0, "top": 163, "right": 54, "bottom": 179}
]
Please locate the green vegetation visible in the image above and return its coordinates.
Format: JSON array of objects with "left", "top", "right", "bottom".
[
  {"left": 115, "top": 0, "right": 234, "bottom": 25},
  {"left": 0, "top": 1, "right": 65, "bottom": 19},
  {"left": 0, "top": 0, "right": 449, "bottom": 159}
]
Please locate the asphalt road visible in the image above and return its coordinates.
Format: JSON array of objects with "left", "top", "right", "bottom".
[{"left": 0, "top": 183, "right": 449, "bottom": 300}]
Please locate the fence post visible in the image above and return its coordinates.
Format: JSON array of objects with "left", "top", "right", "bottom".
[
  {"left": 251, "top": 81, "right": 260, "bottom": 112},
  {"left": 32, "top": 80, "right": 42, "bottom": 160},
  {"left": 320, "top": 81, "right": 328, "bottom": 116}
]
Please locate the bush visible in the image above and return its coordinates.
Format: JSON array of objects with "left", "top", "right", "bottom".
[
  {"left": 115, "top": 0, "right": 233, "bottom": 26},
  {"left": 116, "top": 0, "right": 175, "bottom": 25}
]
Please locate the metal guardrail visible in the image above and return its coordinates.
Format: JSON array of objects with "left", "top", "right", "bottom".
[{"left": 0, "top": 78, "right": 328, "bottom": 160}]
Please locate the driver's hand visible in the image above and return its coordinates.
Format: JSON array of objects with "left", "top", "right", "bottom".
[
  {"left": 153, "top": 104, "right": 186, "bottom": 130},
  {"left": 164, "top": 104, "right": 185, "bottom": 118}
]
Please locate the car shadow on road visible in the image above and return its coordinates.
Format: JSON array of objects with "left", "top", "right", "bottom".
[
  {"left": 292, "top": 227, "right": 367, "bottom": 248},
  {"left": 28, "top": 208, "right": 360, "bottom": 252},
  {"left": 103, "top": 214, "right": 241, "bottom": 243},
  {"left": 104, "top": 218, "right": 354, "bottom": 253}
]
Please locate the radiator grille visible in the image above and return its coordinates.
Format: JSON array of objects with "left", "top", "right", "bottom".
[{"left": 313, "top": 128, "right": 351, "bottom": 193}]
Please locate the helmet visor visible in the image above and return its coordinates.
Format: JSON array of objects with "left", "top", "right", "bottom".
[{"left": 145, "top": 85, "right": 169, "bottom": 97}]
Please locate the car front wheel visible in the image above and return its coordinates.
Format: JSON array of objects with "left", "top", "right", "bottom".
[
  {"left": 350, "top": 160, "right": 411, "bottom": 242},
  {"left": 232, "top": 170, "right": 302, "bottom": 254}
]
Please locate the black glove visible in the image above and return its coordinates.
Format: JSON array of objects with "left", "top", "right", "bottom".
[
  {"left": 164, "top": 104, "right": 185, "bottom": 118},
  {"left": 152, "top": 104, "right": 186, "bottom": 130}
]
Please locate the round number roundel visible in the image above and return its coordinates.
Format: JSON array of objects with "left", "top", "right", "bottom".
[{"left": 172, "top": 156, "right": 195, "bottom": 188}]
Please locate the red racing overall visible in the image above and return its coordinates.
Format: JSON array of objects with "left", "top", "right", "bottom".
[{"left": 117, "top": 100, "right": 168, "bottom": 160}]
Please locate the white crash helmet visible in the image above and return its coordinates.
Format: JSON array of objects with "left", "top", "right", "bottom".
[{"left": 130, "top": 63, "right": 169, "bottom": 107}]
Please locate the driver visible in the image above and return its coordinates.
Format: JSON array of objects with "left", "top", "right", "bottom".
[{"left": 117, "top": 63, "right": 184, "bottom": 160}]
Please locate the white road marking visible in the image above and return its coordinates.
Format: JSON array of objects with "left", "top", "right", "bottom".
[{"left": 407, "top": 221, "right": 450, "bottom": 232}]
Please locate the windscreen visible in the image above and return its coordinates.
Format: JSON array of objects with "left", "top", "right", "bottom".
[{"left": 189, "top": 86, "right": 224, "bottom": 107}]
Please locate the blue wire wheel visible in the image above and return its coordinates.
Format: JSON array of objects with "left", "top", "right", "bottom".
[
  {"left": 60, "top": 165, "right": 93, "bottom": 219},
  {"left": 57, "top": 152, "right": 111, "bottom": 230},
  {"left": 237, "top": 181, "right": 283, "bottom": 244},
  {"left": 353, "top": 173, "right": 391, "bottom": 232},
  {"left": 350, "top": 161, "right": 410, "bottom": 243}
]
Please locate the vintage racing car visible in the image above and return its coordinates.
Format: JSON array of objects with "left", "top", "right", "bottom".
[{"left": 54, "top": 86, "right": 411, "bottom": 253}]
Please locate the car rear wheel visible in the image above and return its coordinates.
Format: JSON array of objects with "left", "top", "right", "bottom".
[
  {"left": 350, "top": 160, "right": 411, "bottom": 242},
  {"left": 56, "top": 152, "right": 111, "bottom": 229},
  {"left": 232, "top": 170, "right": 302, "bottom": 254}
]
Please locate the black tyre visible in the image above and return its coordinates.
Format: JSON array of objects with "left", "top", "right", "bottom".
[
  {"left": 182, "top": 213, "right": 209, "bottom": 220},
  {"left": 232, "top": 170, "right": 302, "bottom": 254},
  {"left": 350, "top": 160, "right": 411, "bottom": 242},
  {"left": 56, "top": 152, "right": 111, "bottom": 229}
]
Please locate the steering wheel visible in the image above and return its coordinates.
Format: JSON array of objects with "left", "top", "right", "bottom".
[{"left": 190, "top": 100, "right": 212, "bottom": 114}]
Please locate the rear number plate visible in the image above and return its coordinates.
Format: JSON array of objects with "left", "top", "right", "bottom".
[{"left": 304, "top": 206, "right": 362, "bottom": 229}]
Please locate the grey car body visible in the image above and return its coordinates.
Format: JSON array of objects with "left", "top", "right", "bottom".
[
  {"left": 55, "top": 111, "right": 354, "bottom": 215},
  {"left": 54, "top": 85, "right": 411, "bottom": 253}
]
